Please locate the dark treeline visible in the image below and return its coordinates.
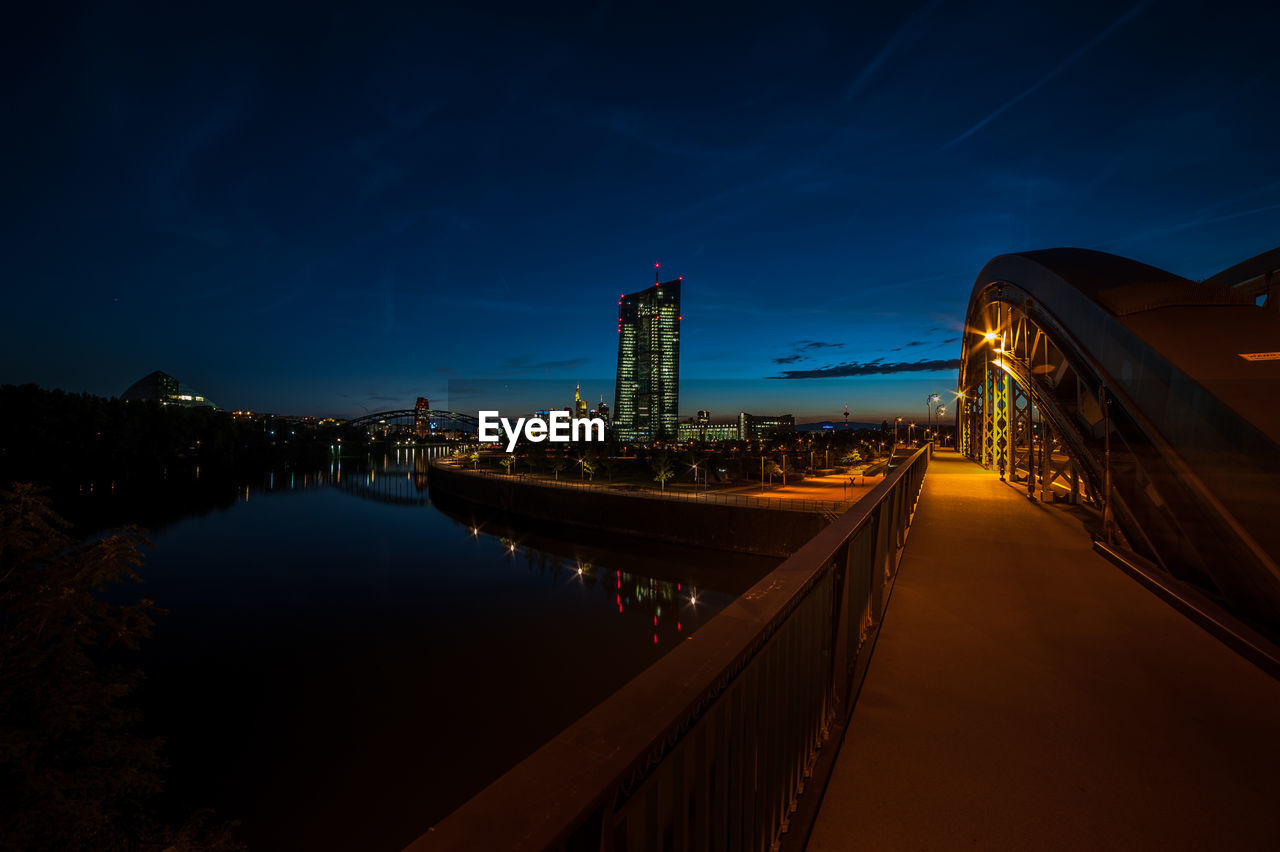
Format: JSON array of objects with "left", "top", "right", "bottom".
[{"left": 0, "top": 384, "right": 367, "bottom": 530}]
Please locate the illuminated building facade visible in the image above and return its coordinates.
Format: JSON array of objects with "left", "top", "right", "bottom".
[
  {"left": 614, "top": 277, "right": 681, "bottom": 441},
  {"left": 677, "top": 419, "right": 739, "bottom": 442},
  {"left": 414, "top": 397, "right": 431, "bottom": 438},
  {"left": 120, "top": 370, "right": 218, "bottom": 409},
  {"left": 738, "top": 412, "right": 795, "bottom": 441}
]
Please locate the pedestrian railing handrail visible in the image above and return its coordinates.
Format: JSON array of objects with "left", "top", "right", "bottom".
[
  {"left": 430, "top": 459, "right": 853, "bottom": 514},
  {"left": 409, "top": 445, "right": 931, "bottom": 852}
]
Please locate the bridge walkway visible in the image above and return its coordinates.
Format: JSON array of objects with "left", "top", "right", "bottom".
[{"left": 807, "top": 449, "right": 1280, "bottom": 851}]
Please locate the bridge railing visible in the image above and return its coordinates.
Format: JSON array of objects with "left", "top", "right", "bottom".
[
  {"left": 431, "top": 461, "right": 858, "bottom": 515},
  {"left": 409, "top": 445, "right": 930, "bottom": 852}
]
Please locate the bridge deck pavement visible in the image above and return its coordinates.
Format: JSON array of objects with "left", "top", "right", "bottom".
[{"left": 806, "top": 449, "right": 1280, "bottom": 851}]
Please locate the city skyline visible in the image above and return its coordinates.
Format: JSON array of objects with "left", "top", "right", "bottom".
[{"left": 3, "top": 2, "right": 1279, "bottom": 420}]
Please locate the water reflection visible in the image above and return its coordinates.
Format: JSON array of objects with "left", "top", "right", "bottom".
[{"left": 122, "top": 444, "right": 769, "bottom": 851}]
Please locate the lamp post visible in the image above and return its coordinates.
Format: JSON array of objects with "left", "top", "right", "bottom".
[
  {"left": 894, "top": 416, "right": 902, "bottom": 446},
  {"left": 925, "top": 393, "right": 939, "bottom": 443},
  {"left": 935, "top": 404, "right": 946, "bottom": 446}
]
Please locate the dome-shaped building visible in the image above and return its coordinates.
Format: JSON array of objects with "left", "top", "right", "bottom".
[{"left": 120, "top": 370, "right": 218, "bottom": 409}]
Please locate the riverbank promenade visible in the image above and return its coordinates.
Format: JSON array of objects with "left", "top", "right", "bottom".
[{"left": 808, "top": 450, "right": 1280, "bottom": 851}]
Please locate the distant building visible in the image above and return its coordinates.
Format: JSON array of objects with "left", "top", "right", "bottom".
[
  {"left": 574, "top": 384, "right": 589, "bottom": 418},
  {"left": 120, "top": 370, "right": 218, "bottom": 409},
  {"left": 739, "top": 412, "right": 795, "bottom": 441},
  {"left": 677, "top": 419, "right": 740, "bottom": 442},
  {"left": 414, "top": 397, "right": 432, "bottom": 438},
  {"left": 614, "top": 276, "right": 681, "bottom": 441}
]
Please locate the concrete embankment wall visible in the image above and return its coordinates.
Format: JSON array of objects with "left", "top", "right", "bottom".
[{"left": 428, "top": 464, "right": 827, "bottom": 558}]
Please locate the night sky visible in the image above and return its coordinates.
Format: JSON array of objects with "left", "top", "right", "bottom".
[{"left": 3, "top": 1, "right": 1278, "bottom": 421}]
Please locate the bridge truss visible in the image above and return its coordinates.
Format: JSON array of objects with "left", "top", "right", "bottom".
[
  {"left": 957, "top": 247, "right": 1280, "bottom": 636},
  {"left": 345, "top": 408, "right": 479, "bottom": 433}
]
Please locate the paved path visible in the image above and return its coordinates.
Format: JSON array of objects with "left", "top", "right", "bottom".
[
  {"left": 807, "top": 450, "right": 1280, "bottom": 851},
  {"left": 716, "top": 472, "right": 887, "bottom": 504}
]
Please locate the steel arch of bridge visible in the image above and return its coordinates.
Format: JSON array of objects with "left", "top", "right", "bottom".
[
  {"left": 345, "top": 409, "right": 479, "bottom": 429},
  {"left": 957, "top": 247, "right": 1280, "bottom": 637}
]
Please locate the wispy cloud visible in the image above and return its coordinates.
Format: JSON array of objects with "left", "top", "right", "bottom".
[
  {"left": 943, "top": 1, "right": 1151, "bottom": 149},
  {"left": 1092, "top": 200, "right": 1280, "bottom": 252},
  {"left": 768, "top": 337, "right": 849, "bottom": 360},
  {"left": 771, "top": 358, "right": 961, "bottom": 379},
  {"left": 843, "top": 0, "right": 944, "bottom": 101},
  {"left": 771, "top": 339, "right": 847, "bottom": 365}
]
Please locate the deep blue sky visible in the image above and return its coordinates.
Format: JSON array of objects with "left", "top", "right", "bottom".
[{"left": 3, "top": 0, "right": 1278, "bottom": 421}]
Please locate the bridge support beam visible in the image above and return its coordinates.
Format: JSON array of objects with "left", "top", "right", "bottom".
[
  {"left": 982, "top": 368, "right": 994, "bottom": 470},
  {"left": 988, "top": 366, "right": 1009, "bottom": 481},
  {"left": 960, "top": 393, "right": 977, "bottom": 460},
  {"left": 1010, "top": 378, "right": 1033, "bottom": 491}
]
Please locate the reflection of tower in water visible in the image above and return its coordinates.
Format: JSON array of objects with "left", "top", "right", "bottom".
[
  {"left": 494, "top": 537, "right": 702, "bottom": 647},
  {"left": 414, "top": 452, "right": 430, "bottom": 492}
]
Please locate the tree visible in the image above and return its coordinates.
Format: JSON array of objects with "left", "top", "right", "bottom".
[
  {"left": 549, "top": 452, "right": 568, "bottom": 481},
  {"left": 598, "top": 453, "right": 619, "bottom": 482},
  {"left": 651, "top": 452, "right": 674, "bottom": 491},
  {"left": 0, "top": 484, "right": 242, "bottom": 850},
  {"left": 581, "top": 456, "right": 596, "bottom": 481},
  {"left": 469, "top": 451, "right": 480, "bottom": 470},
  {"left": 499, "top": 456, "right": 515, "bottom": 474},
  {"left": 763, "top": 459, "right": 782, "bottom": 485}
]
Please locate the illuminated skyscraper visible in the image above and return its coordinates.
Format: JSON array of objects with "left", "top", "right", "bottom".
[
  {"left": 614, "top": 275, "right": 681, "bottom": 441},
  {"left": 414, "top": 397, "right": 431, "bottom": 438}
]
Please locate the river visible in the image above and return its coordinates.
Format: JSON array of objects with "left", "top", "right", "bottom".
[{"left": 120, "top": 446, "right": 774, "bottom": 850}]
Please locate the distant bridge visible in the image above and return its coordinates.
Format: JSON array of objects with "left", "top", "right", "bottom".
[{"left": 346, "top": 408, "right": 479, "bottom": 431}]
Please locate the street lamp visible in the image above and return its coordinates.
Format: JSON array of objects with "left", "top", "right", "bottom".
[{"left": 925, "top": 393, "right": 940, "bottom": 442}]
